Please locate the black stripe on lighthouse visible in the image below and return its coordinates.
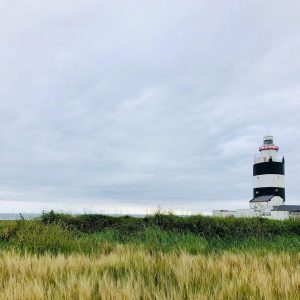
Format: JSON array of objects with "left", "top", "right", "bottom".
[
  {"left": 253, "top": 161, "right": 285, "bottom": 176},
  {"left": 253, "top": 187, "right": 285, "bottom": 200}
]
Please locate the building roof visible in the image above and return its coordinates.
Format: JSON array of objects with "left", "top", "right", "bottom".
[
  {"left": 250, "top": 195, "right": 275, "bottom": 203},
  {"left": 272, "top": 205, "right": 300, "bottom": 212}
]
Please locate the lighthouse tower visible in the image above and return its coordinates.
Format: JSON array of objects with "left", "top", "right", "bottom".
[
  {"left": 213, "top": 134, "right": 300, "bottom": 219},
  {"left": 252, "top": 135, "right": 285, "bottom": 202}
]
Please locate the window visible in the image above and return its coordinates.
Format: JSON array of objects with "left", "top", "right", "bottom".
[{"left": 264, "top": 139, "right": 273, "bottom": 144}]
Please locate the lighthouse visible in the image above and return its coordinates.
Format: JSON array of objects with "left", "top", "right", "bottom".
[
  {"left": 248, "top": 134, "right": 285, "bottom": 214},
  {"left": 213, "top": 134, "right": 300, "bottom": 219},
  {"left": 252, "top": 135, "right": 285, "bottom": 201}
]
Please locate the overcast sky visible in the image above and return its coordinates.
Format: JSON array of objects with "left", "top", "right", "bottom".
[{"left": 0, "top": 1, "right": 300, "bottom": 213}]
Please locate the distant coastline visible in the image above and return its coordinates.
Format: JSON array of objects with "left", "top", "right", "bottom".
[
  {"left": 0, "top": 213, "right": 147, "bottom": 220},
  {"left": 0, "top": 213, "right": 41, "bottom": 220}
]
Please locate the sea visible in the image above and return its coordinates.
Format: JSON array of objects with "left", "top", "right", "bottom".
[
  {"left": 0, "top": 213, "right": 147, "bottom": 220},
  {"left": 0, "top": 213, "right": 41, "bottom": 220}
]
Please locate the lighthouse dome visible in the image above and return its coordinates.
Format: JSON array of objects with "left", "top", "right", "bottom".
[{"left": 263, "top": 135, "right": 274, "bottom": 145}]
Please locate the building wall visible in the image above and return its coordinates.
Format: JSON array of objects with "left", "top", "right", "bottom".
[
  {"left": 269, "top": 196, "right": 284, "bottom": 206},
  {"left": 213, "top": 207, "right": 300, "bottom": 220},
  {"left": 289, "top": 211, "right": 300, "bottom": 219},
  {"left": 212, "top": 210, "right": 236, "bottom": 217},
  {"left": 270, "top": 210, "right": 289, "bottom": 220},
  {"left": 235, "top": 209, "right": 258, "bottom": 218},
  {"left": 249, "top": 201, "right": 267, "bottom": 209},
  {"left": 249, "top": 196, "right": 284, "bottom": 210}
]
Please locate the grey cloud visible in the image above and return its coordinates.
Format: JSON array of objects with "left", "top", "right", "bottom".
[{"left": 0, "top": 1, "right": 300, "bottom": 212}]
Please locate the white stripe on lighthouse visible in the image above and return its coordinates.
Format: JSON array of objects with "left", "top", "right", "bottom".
[{"left": 253, "top": 174, "right": 285, "bottom": 188}]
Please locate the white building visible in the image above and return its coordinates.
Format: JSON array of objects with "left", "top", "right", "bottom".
[
  {"left": 271, "top": 205, "right": 300, "bottom": 220},
  {"left": 213, "top": 135, "right": 300, "bottom": 220}
]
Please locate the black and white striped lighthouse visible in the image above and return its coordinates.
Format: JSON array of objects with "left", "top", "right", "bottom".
[{"left": 253, "top": 135, "right": 285, "bottom": 201}]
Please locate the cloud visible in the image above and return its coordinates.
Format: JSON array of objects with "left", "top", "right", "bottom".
[{"left": 0, "top": 0, "right": 299, "bottom": 213}]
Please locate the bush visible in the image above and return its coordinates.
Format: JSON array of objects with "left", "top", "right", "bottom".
[{"left": 40, "top": 211, "right": 300, "bottom": 238}]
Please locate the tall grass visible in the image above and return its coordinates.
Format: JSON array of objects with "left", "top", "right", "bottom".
[
  {"left": 0, "top": 247, "right": 299, "bottom": 299},
  {"left": 0, "top": 213, "right": 300, "bottom": 255}
]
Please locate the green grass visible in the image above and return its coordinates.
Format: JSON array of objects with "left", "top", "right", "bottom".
[{"left": 0, "top": 211, "right": 299, "bottom": 255}]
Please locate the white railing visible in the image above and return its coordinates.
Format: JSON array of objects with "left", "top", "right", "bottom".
[{"left": 259, "top": 145, "right": 279, "bottom": 151}]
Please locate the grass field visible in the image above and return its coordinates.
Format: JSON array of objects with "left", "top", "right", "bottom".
[
  {"left": 0, "top": 212, "right": 299, "bottom": 299},
  {"left": 0, "top": 248, "right": 299, "bottom": 299}
]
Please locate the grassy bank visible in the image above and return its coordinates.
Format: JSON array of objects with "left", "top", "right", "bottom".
[
  {"left": 41, "top": 211, "right": 300, "bottom": 237},
  {"left": 0, "top": 212, "right": 299, "bottom": 254},
  {"left": 0, "top": 248, "right": 299, "bottom": 299}
]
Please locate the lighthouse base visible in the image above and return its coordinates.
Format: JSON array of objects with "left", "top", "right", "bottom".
[{"left": 211, "top": 195, "right": 300, "bottom": 220}]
